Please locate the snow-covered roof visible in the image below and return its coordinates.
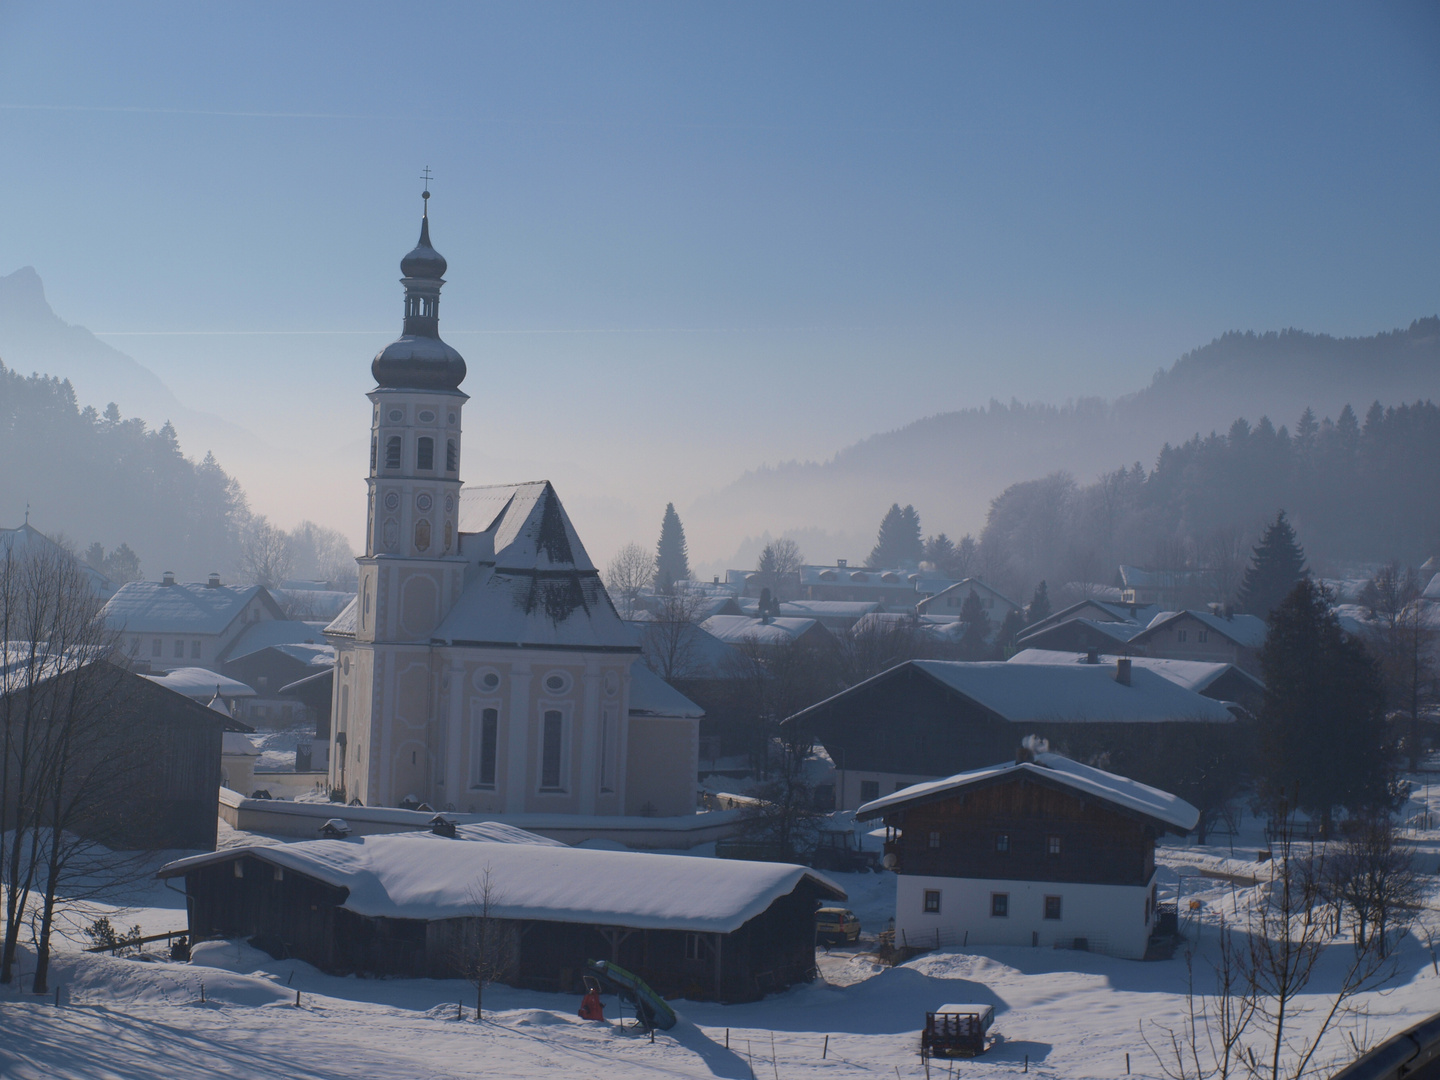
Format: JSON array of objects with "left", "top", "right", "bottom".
[
  {"left": 269, "top": 642, "right": 335, "bottom": 668},
  {"left": 103, "top": 579, "right": 279, "bottom": 635},
  {"left": 917, "top": 578, "right": 1022, "bottom": 613},
  {"left": 0, "top": 523, "right": 117, "bottom": 599},
  {"left": 700, "top": 614, "right": 822, "bottom": 646},
  {"left": 1136, "top": 610, "right": 1268, "bottom": 649},
  {"left": 273, "top": 588, "right": 355, "bottom": 620},
  {"left": 1118, "top": 566, "right": 1220, "bottom": 591},
  {"left": 221, "top": 731, "right": 259, "bottom": 756},
  {"left": 1015, "top": 617, "right": 1147, "bottom": 647},
  {"left": 1007, "top": 648, "right": 1262, "bottom": 695},
  {"left": 159, "top": 830, "right": 844, "bottom": 933},
  {"left": 431, "top": 482, "right": 635, "bottom": 652},
  {"left": 1020, "top": 599, "right": 1161, "bottom": 638},
  {"left": 143, "top": 667, "right": 256, "bottom": 699},
  {"left": 857, "top": 750, "right": 1200, "bottom": 833},
  {"left": 1424, "top": 573, "right": 1440, "bottom": 601},
  {"left": 631, "top": 619, "right": 740, "bottom": 678},
  {"left": 325, "top": 596, "right": 358, "bottom": 638},
  {"left": 799, "top": 565, "right": 946, "bottom": 591},
  {"left": 220, "top": 619, "right": 328, "bottom": 663},
  {"left": 737, "top": 599, "right": 880, "bottom": 619},
  {"left": 790, "top": 658, "right": 1237, "bottom": 727},
  {"left": 627, "top": 663, "right": 705, "bottom": 718}
]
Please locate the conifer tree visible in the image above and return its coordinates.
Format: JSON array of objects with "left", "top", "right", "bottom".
[
  {"left": 1238, "top": 510, "right": 1308, "bottom": 620},
  {"left": 868, "top": 503, "right": 924, "bottom": 568},
  {"left": 1026, "top": 580, "right": 1052, "bottom": 626},
  {"left": 958, "top": 588, "right": 991, "bottom": 660},
  {"left": 996, "top": 607, "right": 1027, "bottom": 654},
  {"left": 923, "top": 533, "right": 957, "bottom": 576},
  {"left": 1257, "top": 578, "right": 1389, "bottom": 831},
  {"left": 654, "top": 503, "right": 690, "bottom": 592}
]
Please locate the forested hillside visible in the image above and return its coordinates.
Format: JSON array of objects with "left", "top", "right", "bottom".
[
  {"left": 977, "top": 399, "right": 1440, "bottom": 601},
  {"left": 687, "top": 319, "right": 1440, "bottom": 564}
]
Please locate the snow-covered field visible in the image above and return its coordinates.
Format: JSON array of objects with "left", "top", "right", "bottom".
[{"left": 3, "top": 778, "right": 1438, "bottom": 1079}]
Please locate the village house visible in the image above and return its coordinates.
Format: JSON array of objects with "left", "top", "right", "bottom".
[
  {"left": 1127, "top": 609, "right": 1267, "bottom": 676},
  {"left": 698, "top": 613, "right": 834, "bottom": 651},
  {"left": 157, "top": 822, "right": 844, "bottom": 1001},
  {"left": 859, "top": 745, "right": 1197, "bottom": 960},
  {"left": 1, "top": 521, "right": 118, "bottom": 599},
  {"left": 103, "top": 572, "right": 287, "bottom": 672},
  {"left": 324, "top": 201, "right": 701, "bottom": 818},
  {"left": 915, "top": 578, "right": 1022, "bottom": 622},
  {"left": 784, "top": 657, "right": 1240, "bottom": 816},
  {"left": 1006, "top": 648, "right": 1264, "bottom": 715},
  {"left": 1117, "top": 565, "right": 1222, "bottom": 610}
]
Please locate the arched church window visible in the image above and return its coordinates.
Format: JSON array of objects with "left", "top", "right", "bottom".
[
  {"left": 385, "top": 436, "right": 402, "bottom": 470},
  {"left": 417, "top": 437, "right": 434, "bottom": 471},
  {"left": 446, "top": 439, "right": 458, "bottom": 472}
]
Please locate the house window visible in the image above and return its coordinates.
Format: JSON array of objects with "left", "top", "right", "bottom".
[
  {"left": 1047, "top": 835, "right": 1062, "bottom": 856},
  {"left": 928, "top": 831, "right": 941, "bottom": 850},
  {"left": 923, "top": 890, "right": 941, "bottom": 914},
  {"left": 859, "top": 780, "right": 880, "bottom": 803},
  {"left": 446, "top": 439, "right": 458, "bottom": 472},
  {"left": 173, "top": 639, "right": 185, "bottom": 658},
  {"left": 385, "top": 436, "right": 402, "bottom": 470},
  {"left": 191, "top": 640, "right": 201, "bottom": 658},
  {"left": 684, "top": 933, "right": 705, "bottom": 961},
  {"left": 1198, "top": 629, "right": 1209, "bottom": 643},
  {"left": 540, "top": 709, "right": 565, "bottom": 791},
  {"left": 417, "top": 437, "right": 434, "bottom": 471},
  {"left": 152, "top": 638, "right": 162, "bottom": 657},
  {"left": 995, "top": 833, "right": 1010, "bottom": 852},
  {"left": 1177, "top": 629, "right": 1188, "bottom": 642},
  {"left": 1044, "top": 895, "right": 1062, "bottom": 920},
  {"left": 474, "top": 708, "right": 498, "bottom": 788},
  {"left": 991, "top": 893, "right": 1009, "bottom": 917}
]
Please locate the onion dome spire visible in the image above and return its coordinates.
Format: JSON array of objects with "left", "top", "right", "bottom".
[{"left": 371, "top": 174, "right": 467, "bottom": 392}]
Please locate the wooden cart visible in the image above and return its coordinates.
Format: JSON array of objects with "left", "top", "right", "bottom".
[{"left": 921, "top": 1003, "right": 996, "bottom": 1058}]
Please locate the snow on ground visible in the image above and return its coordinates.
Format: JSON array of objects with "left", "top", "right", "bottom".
[{"left": 3, "top": 770, "right": 1439, "bottom": 1079}]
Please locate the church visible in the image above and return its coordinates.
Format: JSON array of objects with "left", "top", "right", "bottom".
[{"left": 325, "top": 194, "right": 699, "bottom": 818}]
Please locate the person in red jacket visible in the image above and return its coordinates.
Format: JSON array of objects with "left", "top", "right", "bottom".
[{"left": 578, "top": 987, "right": 605, "bottom": 1021}]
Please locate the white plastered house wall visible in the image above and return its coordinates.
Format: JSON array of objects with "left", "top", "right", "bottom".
[{"left": 894, "top": 872, "right": 1156, "bottom": 960}]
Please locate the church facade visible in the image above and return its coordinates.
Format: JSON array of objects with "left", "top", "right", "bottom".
[{"left": 324, "top": 198, "right": 697, "bottom": 818}]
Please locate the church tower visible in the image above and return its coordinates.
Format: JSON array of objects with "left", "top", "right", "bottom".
[{"left": 344, "top": 189, "right": 472, "bottom": 806}]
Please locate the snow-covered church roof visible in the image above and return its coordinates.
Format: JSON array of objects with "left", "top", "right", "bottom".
[
  {"left": 428, "top": 481, "right": 635, "bottom": 652},
  {"left": 856, "top": 749, "right": 1200, "bottom": 833},
  {"left": 158, "top": 829, "right": 843, "bottom": 933}
]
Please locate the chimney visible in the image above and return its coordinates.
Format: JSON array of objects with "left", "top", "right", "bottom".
[
  {"left": 1085, "top": 648, "right": 1099, "bottom": 665},
  {"left": 161, "top": 571, "right": 176, "bottom": 586},
  {"left": 713, "top": 576, "right": 720, "bottom": 585},
  {"left": 207, "top": 572, "right": 221, "bottom": 588},
  {"left": 1015, "top": 743, "right": 1036, "bottom": 765},
  {"left": 1115, "top": 657, "right": 1132, "bottom": 686},
  {"left": 837, "top": 559, "right": 847, "bottom": 568},
  {"left": 429, "top": 814, "right": 457, "bottom": 838}
]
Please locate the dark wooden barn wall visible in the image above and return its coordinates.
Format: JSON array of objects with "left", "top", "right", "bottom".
[{"left": 887, "top": 775, "right": 1156, "bottom": 885}]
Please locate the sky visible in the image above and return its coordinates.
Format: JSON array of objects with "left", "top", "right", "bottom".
[{"left": 1, "top": 1, "right": 1438, "bottom": 567}]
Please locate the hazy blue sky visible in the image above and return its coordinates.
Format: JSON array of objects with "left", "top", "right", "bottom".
[{"left": 1, "top": 1, "right": 1438, "bottom": 562}]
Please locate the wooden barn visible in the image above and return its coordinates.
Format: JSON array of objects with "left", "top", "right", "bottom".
[
  {"left": 858, "top": 744, "right": 1199, "bottom": 960},
  {"left": 2, "top": 657, "right": 243, "bottom": 851},
  {"left": 158, "top": 822, "right": 844, "bottom": 1002}
]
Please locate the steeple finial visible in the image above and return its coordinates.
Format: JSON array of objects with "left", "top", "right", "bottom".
[{"left": 421, "top": 166, "right": 433, "bottom": 213}]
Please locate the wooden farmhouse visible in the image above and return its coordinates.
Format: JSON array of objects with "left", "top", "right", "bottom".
[
  {"left": 859, "top": 746, "right": 1198, "bottom": 960},
  {"left": 785, "top": 657, "right": 1242, "bottom": 816},
  {"left": 158, "top": 822, "right": 844, "bottom": 1002},
  {"left": 1127, "top": 610, "right": 1267, "bottom": 676}
]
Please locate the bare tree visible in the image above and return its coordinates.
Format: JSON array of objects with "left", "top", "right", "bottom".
[
  {"left": 459, "top": 864, "right": 514, "bottom": 1019},
  {"left": 754, "top": 538, "right": 804, "bottom": 600},
  {"left": 1327, "top": 814, "right": 1424, "bottom": 959},
  {"left": 237, "top": 516, "right": 294, "bottom": 589},
  {"left": 640, "top": 590, "right": 710, "bottom": 682},
  {"left": 1143, "top": 926, "right": 1256, "bottom": 1080},
  {"left": 603, "top": 542, "right": 654, "bottom": 618},
  {"left": 285, "top": 520, "right": 357, "bottom": 588},
  {"left": 0, "top": 541, "right": 145, "bottom": 990}
]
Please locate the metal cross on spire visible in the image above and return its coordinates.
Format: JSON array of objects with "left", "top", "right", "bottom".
[{"left": 420, "top": 166, "right": 433, "bottom": 204}]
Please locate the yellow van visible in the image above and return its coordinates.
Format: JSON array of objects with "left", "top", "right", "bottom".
[{"left": 814, "top": 907, "right": 861, "bottom": 945}]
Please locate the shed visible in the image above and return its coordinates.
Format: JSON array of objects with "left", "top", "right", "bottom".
[{"left": 158, "top": 829, "right": 843, "bottom": 1002}]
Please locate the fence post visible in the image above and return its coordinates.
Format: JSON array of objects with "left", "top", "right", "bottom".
[{"left": 823, "top": 1034, "right": 828, "bottom": 1059}]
